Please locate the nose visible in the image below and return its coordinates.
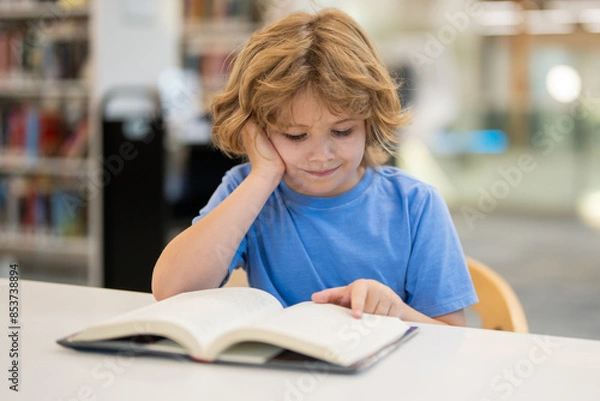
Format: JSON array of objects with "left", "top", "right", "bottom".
[{"left": 307, "top": 136, "right": 335, "bottom": 162}]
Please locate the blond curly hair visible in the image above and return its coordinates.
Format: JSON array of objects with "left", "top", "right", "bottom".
[{"left": 211, "top": 8, "right": 410, "bottom": 166}]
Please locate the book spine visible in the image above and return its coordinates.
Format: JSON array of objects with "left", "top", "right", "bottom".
[
  {"left": 0, "top": 178, "right": 9, "bottom": 227},
  {"left": 25, "top": 105, "right": 40, "bottom": 158},
  {"left": 6, "top": 106, "right": 27, "bottom": 153},
  {"left": 6, "top": 178, "right": 24, "bottom": 232}
]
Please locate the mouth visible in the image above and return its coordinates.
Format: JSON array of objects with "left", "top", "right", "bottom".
[{"left": 305, "top": 166, "right": 339, "bottom": 177}]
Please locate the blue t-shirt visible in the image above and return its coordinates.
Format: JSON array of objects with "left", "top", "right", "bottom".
[{"left": 193, "top": 163, "right": 477, "bottom": 317}]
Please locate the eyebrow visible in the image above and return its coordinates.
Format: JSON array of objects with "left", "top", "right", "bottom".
[{"left": 284, "top": 118, "right": 356, "bottom": 129}]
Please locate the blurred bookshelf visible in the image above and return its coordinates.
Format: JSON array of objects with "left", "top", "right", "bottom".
[
  {"left": 163, "top": 0, "right": 262, "bottom": 227},
  {"left": 180, "top": 0, "right": 263, "bottom": 115},
  {"left": 0, "top": 0, "right": 97, "bottom": 285}
]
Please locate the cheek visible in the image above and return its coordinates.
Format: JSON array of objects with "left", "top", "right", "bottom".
[
  {"left": 339, "top": 137, "right": 366, "bottom": 160},
  {"left": 271, "top": 140, "right": 300, "bottom": 166}
]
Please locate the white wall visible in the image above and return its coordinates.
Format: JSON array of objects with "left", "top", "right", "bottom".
[{"left": 92, "top": 0, "right": 181, "bottom": 102}]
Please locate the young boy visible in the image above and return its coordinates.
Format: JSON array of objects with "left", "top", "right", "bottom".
[{"left": 152, "top": 8, "right": 477, "bottom": 326}]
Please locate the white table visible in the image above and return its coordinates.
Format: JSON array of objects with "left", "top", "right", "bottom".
[{"left": 1, "top": 279, "right": 599, "bottom": 401}]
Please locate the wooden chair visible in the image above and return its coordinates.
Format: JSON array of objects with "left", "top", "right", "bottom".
[
  {"left": 466, "top": 256, "right": 529, "bottom": 333},
  {"left": 223, "top": 269, "right": 249, "bottom": 287},
  {"left": 224, "top": 258, "right": 530, "bottom": 333}
]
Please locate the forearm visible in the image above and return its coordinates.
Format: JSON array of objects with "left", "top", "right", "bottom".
[{"left": 152, "top": 172, "right": 279, "bottom": 300}]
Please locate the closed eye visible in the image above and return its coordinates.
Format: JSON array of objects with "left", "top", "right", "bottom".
[
  {"left": 282, "top": 133, "right": 307, "bottom": 141},
  {"left": 332, "top": 128, "right": 353, "bottom": 137}
]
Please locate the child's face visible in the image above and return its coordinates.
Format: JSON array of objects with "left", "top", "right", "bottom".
[{"left": 268, "top": 90, "right": 366, "bottom": 197}]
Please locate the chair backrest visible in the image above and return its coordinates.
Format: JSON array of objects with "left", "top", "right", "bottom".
[{"left": 466, "top": 256, "right": 529, "bottom": 333}]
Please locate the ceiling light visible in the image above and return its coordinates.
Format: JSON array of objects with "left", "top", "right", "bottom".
[
  {"left": 545, "top": 65, "right": 582, "bottom": 103},
  {"left": 525, "top": 10, "right": 577, "bottom": 34}
]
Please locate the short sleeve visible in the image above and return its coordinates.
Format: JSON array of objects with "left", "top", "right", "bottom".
[
  {"left": 404, "top": 187, "right": 478, "bottom": 317},
  {"left": 191, "top": 165, "right": 249, "bottom": 282}
]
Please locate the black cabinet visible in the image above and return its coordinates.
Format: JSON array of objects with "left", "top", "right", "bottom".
[{"left": 102, "top": 88, "right": 166, "bottom": 292}]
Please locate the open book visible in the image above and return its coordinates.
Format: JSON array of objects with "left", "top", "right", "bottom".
[{"left": 57, "top": 287, "right": 417, "bottom": 373}]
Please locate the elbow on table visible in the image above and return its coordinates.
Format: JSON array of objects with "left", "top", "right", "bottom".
[
  {"left": 151, "top": 258, "right": 188, "bottom": 301},
  {"left": 151, "top": 262, "right": 227, "bottom": 302},
  {"left": 151, "top": 272, "right": 173, "bottom": 302}
]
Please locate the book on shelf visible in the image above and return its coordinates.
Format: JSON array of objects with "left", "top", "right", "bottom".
[
  {"left": 57, "top": 114, "right": 88, "bottom": 158},
  {"left": 0, "top": 178, "right": 8, "bottom": 226},
  {"left": 51, "top": 187, "right": 87, "bottom": 236},
  {"left": 58, "top": 287, "right": 418, "bottom": 373},
  {"left": 0, "top": 176, "right": 87, "bottom": 237},
  {"left": 1, "top": 103, "right": 87, "bottom": 158},
  {"left": 0, "top": 22, "right": 88, "bottom": 80},
  {"left": 25, "top": 106, "right": 40, "bottom": 157},
  {"left": 184, "top": 0, "right": 255, "bottom": 21},
  {"left": 38, "top": 107, "right": 64, "bottom": 155},
  {"left": 5, "top": 106, "right": 27, "bottom": 151}
]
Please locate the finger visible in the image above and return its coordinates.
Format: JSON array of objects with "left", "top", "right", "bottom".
[
  {"left": 363, "top": 289, "right": 382, "bottom": 315},
  {"left": 350, "top": 281, "right": 368, "bottom": 319},
  {"left": 388, "top": 304, "right": 403, "bottom": 319},
  {"left": 251, "top": 128, "right": 279, "bottom": 162},
  {"left": 311, "top": 287, "right": 348, "bottom": 305},
  {"left": 241, "top": 119, "right": 259, "bottom": 150},
  {"left": 311, "top": 289, "right": 330, "bottom": 303},
  {"left": 374, "top": 298, "right": 392, "bottom": 316}
]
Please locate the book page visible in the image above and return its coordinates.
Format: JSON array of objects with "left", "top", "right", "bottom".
[
  {"left": 215, "top": 342, "right": 284, "bottom": 364},
  {"left": 210, "top": 302, "right": 411, "bottom": 367},
  {"left": 69, "top": 287, "right": 283, "bottom": 358}
]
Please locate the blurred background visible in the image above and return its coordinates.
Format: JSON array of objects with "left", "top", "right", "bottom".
[{"left": 0, "top": 0, "right": 598, "bottom": 339}]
